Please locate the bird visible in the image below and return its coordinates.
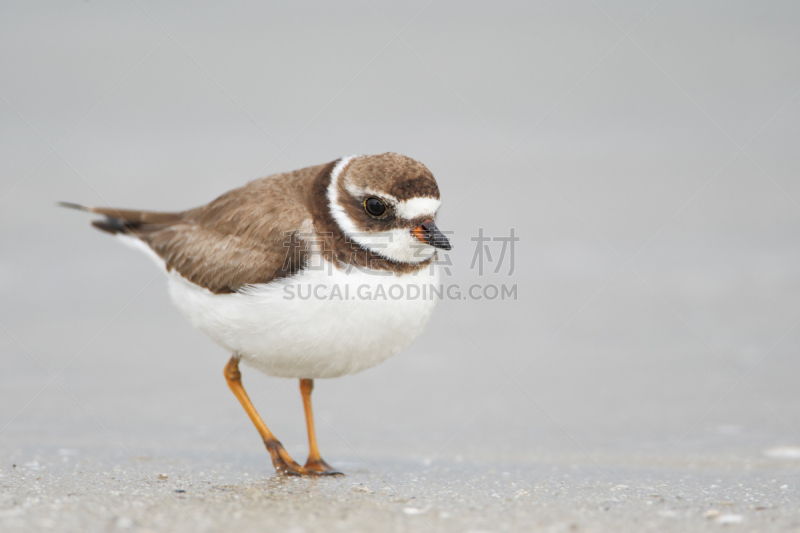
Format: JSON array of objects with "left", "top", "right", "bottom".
[{"left": 61, "top": 152, "right": 451, "bottom": 476}]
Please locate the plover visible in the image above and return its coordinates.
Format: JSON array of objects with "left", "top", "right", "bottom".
[{"left": 62, "top": 153, "right": 451, "bottom": 476}]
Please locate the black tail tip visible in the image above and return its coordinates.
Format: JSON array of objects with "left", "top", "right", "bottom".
[{"left": 91, "top": 218, "right": 133, "bottom": 235}]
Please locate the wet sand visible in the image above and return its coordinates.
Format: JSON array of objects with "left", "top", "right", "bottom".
[{"left": 4, "top": 447, "right": 800, "bottom": 532}]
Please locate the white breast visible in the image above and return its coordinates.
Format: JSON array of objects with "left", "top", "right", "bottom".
[{"left": 165, "top": 258, "right": 438, "bottom": 379}]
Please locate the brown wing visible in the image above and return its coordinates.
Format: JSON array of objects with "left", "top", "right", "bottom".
[{"left": 64, "top": 163, "right": 327, "bottom": 294}]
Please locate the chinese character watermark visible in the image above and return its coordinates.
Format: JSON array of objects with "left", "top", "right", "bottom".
[{"left": 470, "top": 228, "right": 518, "bottom": 275}]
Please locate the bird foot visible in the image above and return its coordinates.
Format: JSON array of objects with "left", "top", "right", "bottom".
[
  {"left": 304, "top": 457, "right": 343, "bottom": 476},
  {"left": 264, "top": 439, "right": 314, "bottom": 476}
]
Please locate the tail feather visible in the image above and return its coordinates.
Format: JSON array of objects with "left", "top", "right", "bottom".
[{"left": 59, "top": 201, "right": 184, "bottom": 235}]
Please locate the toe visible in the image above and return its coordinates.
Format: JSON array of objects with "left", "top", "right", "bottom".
[{"left": 304, "top": 457, "right": 343, "bottom": 476}]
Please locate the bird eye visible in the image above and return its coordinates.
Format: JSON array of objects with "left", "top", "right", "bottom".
[{"left": 364, "top": 197, "right": 387, "bottom": 217}]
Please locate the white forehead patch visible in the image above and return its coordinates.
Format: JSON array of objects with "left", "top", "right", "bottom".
[{"left": 395, "top": 197, "right": 441, "bottom": 220}]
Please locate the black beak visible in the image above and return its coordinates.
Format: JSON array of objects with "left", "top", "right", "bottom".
[{"left": 413, "top": 220, "right": 452, "bottom": 250}]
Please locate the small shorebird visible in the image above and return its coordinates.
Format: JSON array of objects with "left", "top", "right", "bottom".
[{"left": 62, "top": 153, "right": 451, "bottom": 476}]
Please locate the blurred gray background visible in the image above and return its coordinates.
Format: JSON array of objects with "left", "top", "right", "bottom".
[{"left": 2, "top": 1, "right": 800, "bottom": 531}]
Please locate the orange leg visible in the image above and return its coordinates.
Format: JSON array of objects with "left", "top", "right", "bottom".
[
  {"left": 224, "top": 356, "right": 315, "bottom": 476},
  {"left": 300, "top": 378, "right": 341, "bottom": 474}
]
